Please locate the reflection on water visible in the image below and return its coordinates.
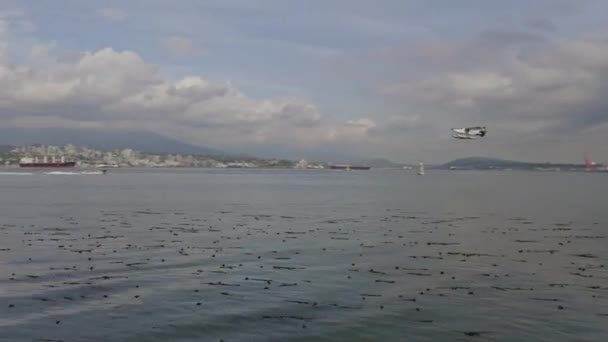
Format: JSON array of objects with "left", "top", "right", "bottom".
[{"left": 0, "top": 169, "right": 607, "bottom": 341}]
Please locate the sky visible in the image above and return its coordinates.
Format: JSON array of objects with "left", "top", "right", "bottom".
[{"left": 1, "top": 0, "right": 608, "bottom": 163}]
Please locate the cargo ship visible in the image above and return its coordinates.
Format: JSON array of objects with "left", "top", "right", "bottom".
[
  {"left": 584, "top": 155, "right": 608, "bottom": 173},
  {"left": 329, "top": 164, "right": 371, "bottom": 170},
  {"left": 19, "top": 156, "right": 76, "bottom": 168}
]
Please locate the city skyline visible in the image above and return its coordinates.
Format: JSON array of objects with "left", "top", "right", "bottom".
[
  {"left": 1, "top": 1, "right": 608, "bottom": 163},
  {"left": 1, "top": 143, "right": 306, "bottom": 168},
  {"left": 1, "top": 143, "right": 600, "bottom": 171}
]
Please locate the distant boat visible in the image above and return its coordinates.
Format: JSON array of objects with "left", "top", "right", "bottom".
[
  {"left": 417, "top": 162, "right": 425, "bottom": 175},
  {"left": 19, "top": 156, "right": 75, "bottom": 168},
  {"left": 584, "top": 154, "right": 608, "bottom": 173},
  {"left": 329, "top": 164, "right": 370, "bottom": 170},
  {"left": 95, "top": 163, "right": 119, "bottom": 168},
  {"left": 20, "top": 161, "right": 76, "bottom": 168},
  {"left": 584, "top": 154, "right": 594, "bottom": 172}
]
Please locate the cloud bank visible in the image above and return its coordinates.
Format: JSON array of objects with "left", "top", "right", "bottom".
[
  {"left": 338, "top": 28, "right": 608, "bottom": 162},
  {"left": 0, "top": 29, "right": 375, "bottom": 155},
  {"left": 96, "top": 8, "right": 128, "bottom": 22},
  {"left": 2, "top": 1, "right": 608, "bottom": 163}
]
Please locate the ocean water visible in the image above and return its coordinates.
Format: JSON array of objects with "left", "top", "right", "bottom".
[{"left": 0, "top": 169, "right": 607, "bottom": 342}]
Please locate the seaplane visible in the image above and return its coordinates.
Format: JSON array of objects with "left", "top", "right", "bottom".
[{"left": 451, "top": 126, "right": 487, "bottom": 140}]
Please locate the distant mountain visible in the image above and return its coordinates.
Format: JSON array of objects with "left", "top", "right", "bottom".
[
  {"left": 438, "top": 156, "right": 586, "bottom": 170},
  {"left": 0, "top": 127, "right": 376, "bottom": 162},
  {"left": 0, "top": 128, "right": 227, "bottom": 156},
  {"left": 439, "top": 157, "right": 531, "bottom": 169},
  {"left": 231, "top": 144, "right": 365, "bottom": 163},
  {"left": 355, "top": 158, "right": 411, "bottom": 168}
]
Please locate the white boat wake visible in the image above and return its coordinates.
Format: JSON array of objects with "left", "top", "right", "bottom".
[
  {"left": 1, "top": 169, "right": 107, "bottom": 176},
  {"left": 0, "top": 172, "right": 34, "bottom": 175},
  {"left": 44, "top": 171, "right": 105, "bottom": 175}
]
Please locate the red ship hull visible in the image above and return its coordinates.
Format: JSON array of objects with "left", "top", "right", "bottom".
[{"left": 19, "top": 162, "right": 76, "bottom": 168}]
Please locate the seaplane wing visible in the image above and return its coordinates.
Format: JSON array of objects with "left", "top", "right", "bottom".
[{"left": 452, "top": 132, "right": 478, "bottom": 139}]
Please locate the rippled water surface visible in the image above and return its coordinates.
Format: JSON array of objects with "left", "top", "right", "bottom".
[{"left": 1, "top": 169, "right": 607, "bottom": 341}]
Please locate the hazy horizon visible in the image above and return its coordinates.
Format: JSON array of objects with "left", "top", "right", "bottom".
[{"left": 1, "top": 1, "right": 608, "bottom": 164}]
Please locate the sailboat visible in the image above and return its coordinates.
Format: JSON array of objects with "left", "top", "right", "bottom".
[{"left": 417, "top": 162, "right": 425, "bottom": 175}]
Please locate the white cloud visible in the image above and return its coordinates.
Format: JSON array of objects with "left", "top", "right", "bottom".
[
  {"left": 346, "top": 118, "right": 376, "bottom": 128},
  {"left": 368, "top": 33, "right": 608, "bottom": 162},
  {"left": 4, "top": 5, "right": 608, "bottom": 162},
  {"left": 0, "top": 34, "right": 372, "bottom": 152},
  {"left": 97, "top": 8, "right": 128, "bottom": 22},
  {"left": 0, "top": 10, "right": 26, "bottom": 19},
  {"left": 160, "top": 36, "right": 197, "bottom": 56},
  {"left": 381, "top": 34, "right": 608, "bottom": 129}
]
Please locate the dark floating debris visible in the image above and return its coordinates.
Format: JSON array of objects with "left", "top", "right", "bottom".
[
  {"left": 399, "top": 296, "right": 417, "bottom": 302},
  {"left": 530, "top": 298, "right": 561, "bottom": 302},
  {"left": 3, "top": 204, "right": 607, "bottom": 340},
  {"left": 262, "top": 315, "right": 310, "bottom": 321},
  {"left": 369, "top": 269, "right": 387, "bottom": 275},
  {"left": 328, "top": 303, "right": 360, "bottom": 309},
  {"left": 570, "top": 273, "right": 593, "bottom": 278},
  {"left": 464, "top": 331, "right": 490, "bottom": 337},
  {"left": 279, "top": 282, "right": 298, "bottom": 287},
  {"left": 446, "top": 252, "right": 494, "bottom": 257},
  {"left": 33, "top": 297, "right": 54, "bottom": 302},
  {"left": 572, "top": 253, "right": 597, "bottom": 258},
  {"left": 492, "top": 287, "right": 533, "bottom": 291},
  {"left": 273, "top": 266, "right": 305, "bottom": 270},
  {"left": 205, "top": 282, "right": 240, "bottom": 287}
]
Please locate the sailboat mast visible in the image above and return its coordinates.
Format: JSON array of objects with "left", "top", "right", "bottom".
[{"left": 417, "top": 162, "right": 425, "bottom": 175}]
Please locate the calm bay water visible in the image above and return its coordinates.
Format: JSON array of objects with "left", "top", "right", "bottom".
[{"left": 1, "top": 169, "right": 607, "bottom": 341}]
